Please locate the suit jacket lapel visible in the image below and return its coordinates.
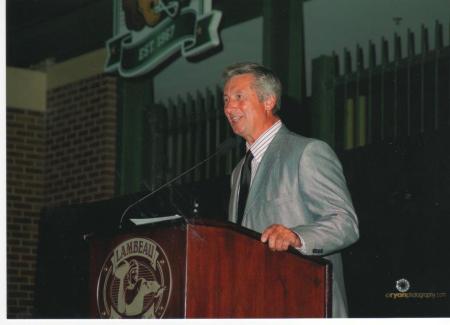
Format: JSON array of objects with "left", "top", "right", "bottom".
[
  {"left": 229, "top": 160, "right": 243, "bottom": 223},
  {"left": 243, "top": 126, "right": 288, "bottom": 215}
]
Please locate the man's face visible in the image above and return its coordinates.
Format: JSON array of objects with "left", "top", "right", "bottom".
[{"left": 223, "top": 73, "right": 275, "bottom": 144}]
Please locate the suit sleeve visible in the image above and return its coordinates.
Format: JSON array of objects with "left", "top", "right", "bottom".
[{"left": 292, "top": 140, "right": 359, "bottom": 256}]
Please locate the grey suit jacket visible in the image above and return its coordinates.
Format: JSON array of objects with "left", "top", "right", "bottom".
[{"left": 228, "top": 126, "right": 359, "bottom": 317}]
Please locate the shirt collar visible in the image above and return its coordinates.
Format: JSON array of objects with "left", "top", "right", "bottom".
[{"left": 246, "top": 120, "right": 282, "bottom": 163}]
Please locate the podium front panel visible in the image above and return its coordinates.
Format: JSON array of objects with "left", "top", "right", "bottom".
[{"left": 89, "top": 219, "right": 331, "bottom": 318}]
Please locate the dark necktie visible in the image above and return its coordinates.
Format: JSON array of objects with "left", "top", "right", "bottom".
[{"left": 237, "top": 150, "right": 253, "bottom": 225}]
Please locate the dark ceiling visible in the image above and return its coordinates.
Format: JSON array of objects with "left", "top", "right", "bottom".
[
  {"left": 7, "top": 0, "right": 96, "bottom": 32},
  {"left": 6, "top": 0, "right": 112, "bottom": 67}
]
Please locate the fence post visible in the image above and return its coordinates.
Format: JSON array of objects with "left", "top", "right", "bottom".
[
  {"left": 194, "top": 91, "right": 206, "bottom": 182},
  {"left": 144, "top": 104, "right": 167, "bottom": 191},
  {"left": 355, "top": 44, "right": 367, "bottom": 147},
  {"left": 344, "top": 98, "right": 355, "bottom": 150},
  {"left": 420, "top": 25, "right": 429, "bottom": 133},
  {"left": 184, "top": 93, "right": 194, "bottom": 184},
  {"left": 175, "top": 96, "right": 185, "bottom": 184},
  {"left": 407, "top": 29, "right": 415, "bottom": 137},
  {"left": 214, "top": 86, "right": 223, "bottom": 177},
  {"left": 205, "top": 88, "right": 214, "bottom": 179},
  {"left": 434, "top": 21, "right": 443, "bottom": 130},
  {"left": 356, "top": 96, "right": 367, "bottom": 147},
  {"left": 368, "top": 40, "right": 376, "bottom": 144},
  {"left": 166, "top": 102, "right": 175, "bottom": 183},
  {"left": 311, "top": 55, "right": 336, "bottom": 148}
]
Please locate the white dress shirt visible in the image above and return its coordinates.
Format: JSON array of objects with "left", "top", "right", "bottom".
[{"left": 246, "top": 120, "right": 282, "bottom": 185}]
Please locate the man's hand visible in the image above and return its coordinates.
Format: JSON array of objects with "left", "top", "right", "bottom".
[{"left": 261, "top": 224, "right": 302, "bottom": 251}]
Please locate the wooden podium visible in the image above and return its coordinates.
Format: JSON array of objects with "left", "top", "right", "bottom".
[{"left": 89, "top": 218, "right": 332, "bottom": 318}]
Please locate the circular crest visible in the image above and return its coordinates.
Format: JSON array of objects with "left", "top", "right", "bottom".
[{"left": 97, "top": 237, "right": 172, "bottom": 318}]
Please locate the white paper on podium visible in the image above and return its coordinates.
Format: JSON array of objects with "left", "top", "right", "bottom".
[{"left": 129, "top": 214, "right": 183, "bottom": 226}]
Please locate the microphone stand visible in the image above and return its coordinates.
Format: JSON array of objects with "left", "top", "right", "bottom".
[{"left": 118, "top": 137, "right": 241, "bottom": 229}]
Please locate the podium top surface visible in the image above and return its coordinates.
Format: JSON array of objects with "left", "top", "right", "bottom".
[{"left": 90, "top": 216, "right": 330, "bottom": 267}]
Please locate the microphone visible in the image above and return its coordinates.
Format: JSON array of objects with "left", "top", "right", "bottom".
[{"left": 118, "top": 136, "right": 242, "bottom": 229}]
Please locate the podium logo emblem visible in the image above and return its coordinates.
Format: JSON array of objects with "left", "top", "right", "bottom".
[{"left": 97, "top": 237, "right": 172, "bottom": 318}]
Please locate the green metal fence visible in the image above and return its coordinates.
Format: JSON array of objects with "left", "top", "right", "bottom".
[{"left": 312, "top": 21, "right": 450, "bottom": 152}]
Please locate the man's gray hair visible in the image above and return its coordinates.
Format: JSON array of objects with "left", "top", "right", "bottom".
[{"left": 222, "top": 62, "right": 282, "bottom": 113}]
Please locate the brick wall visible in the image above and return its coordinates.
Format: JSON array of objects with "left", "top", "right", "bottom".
[
  {"left": 46, "top": 74, "right": 117, "bottom": 206},
  {"left": 7, "top": 108, "right": 45, "bottom": 317},
  {"left": 7, "top": 73, "right": 118, "bottom": 318}
]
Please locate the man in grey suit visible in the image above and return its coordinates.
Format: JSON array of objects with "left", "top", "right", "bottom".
[{"left": 223, "top": 62, "right": 359, "bottom": 317}]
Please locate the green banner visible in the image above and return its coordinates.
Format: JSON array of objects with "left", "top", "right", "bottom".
[{"left": 105, "top": 8, "right": 222, "bottom": 77}]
